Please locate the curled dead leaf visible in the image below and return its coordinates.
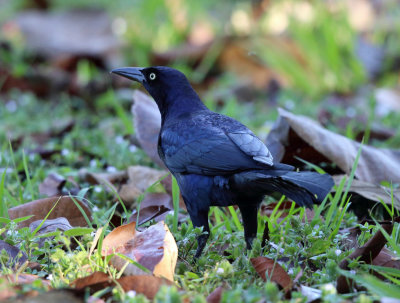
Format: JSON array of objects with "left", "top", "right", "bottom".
[
  {"left": 118, "top": 166, "right": 167, "bottom": 205},
  {"left": 266, "top": 108, "right": 400, "bottom": 184},
  {"left": 251, "top": 256, "right": 293, "bottom": 294},
  {"left": 129, "top": 192, "right": 173, "bottom": 225},
  {"left": 29, "top": 217, "right": 73, "bottom": 234},
  {"left": 0, "top": 240, "right": 27, "bottom": 269},
  {"left": 207, "top": 285, "right": 226, "bottom": 303},
  {"left": 71, "top": 271, "right": 173, "bottom": 300},
  {"left": 0, "top": 274, "right": 51, "bottom": 301},
  {"left": 102, "top": 221, "right": 177, "bottom": 281},
  {"left": 39, "top": 173, "right": 66, "bottom": 197},
  {"left": 333, "top": 175, "right": 400, "bottom": 209},
  {"left": 80, "top": 169, "right": 127, "bottom": 193},
  {"left": 131, "top": 90, "right": 164, "bottom": 167},
  {"left": 8, "top": 196, "right": 92, "bottom": 228},
  {"left": 337, "top": 219, "right": 397, "bottom": 293}
]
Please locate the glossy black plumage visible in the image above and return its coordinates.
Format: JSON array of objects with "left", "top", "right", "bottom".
[{"left": 111, "top": 66, "right": 334, "bottom": 258}]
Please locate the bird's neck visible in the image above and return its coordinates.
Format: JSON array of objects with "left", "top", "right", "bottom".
[{"left": 157, "top": 87, "right": 207, "bottom": 123}]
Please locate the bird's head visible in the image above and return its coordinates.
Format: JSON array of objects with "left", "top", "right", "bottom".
[{"left": 111, "top": 66, "right": 205, "bottom": 119}]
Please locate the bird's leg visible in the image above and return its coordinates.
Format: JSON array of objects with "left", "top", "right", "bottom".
[
  {"left": 189, "top": 209, "right": 210, "bottom": 258},
  {"left": 238, "top": 204, "right": 259, "bottom": 250}
]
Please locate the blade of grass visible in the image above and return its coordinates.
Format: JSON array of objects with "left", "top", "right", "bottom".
[
  {"left": 228, "top": 206, "right": 243, "bottom": 231},
  {"left": 69, "top": 195, "right": 93, "bottom": 228},
  {"left": 8, "top": 141, "right": 23, "bottom": 202},
  {"left": 22, "top": 150, "right": 35, "bottom": 200},
  {"left": 31, "top": 197, "right": 61, "bottom": 237},
  {"left": 172, "top": 175, "right": 180, "bottom": 234},
  {"left": 0, "top": 168, "right": 8, "bottom": 218},
  {"left": 115, "top": 252, "right": 152, "bottom": 274}
]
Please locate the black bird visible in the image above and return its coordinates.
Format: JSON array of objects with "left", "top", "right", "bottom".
[{"left": 111, "top": 66, "right": 334, "bottom": 258}]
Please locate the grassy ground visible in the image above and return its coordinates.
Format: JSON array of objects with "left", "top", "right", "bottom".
[{"left": 1, "top": 0, "right": 400, "bottom": 302}]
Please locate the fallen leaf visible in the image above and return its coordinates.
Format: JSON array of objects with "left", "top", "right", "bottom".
[
  {"left": 14, "top": 10, "right": 119, "bottom": 63},
  {"left": 102, "top": 221, "right": 177, "bottom": 281},
  {"left": 129, "top": 193, "right": 173, "bottom": 225},
  {"left": 131, "top": 90, "right": 164, "bottom": 167},
  {"left": 0, "top": 274, "right": 51, "bottom": 301},
  {"left": 333, "top": 175, "right": 400, "bottom": 208},
  {"left": 337, "top": 220, "right": 395, "bottom": 293},
  {"left": 266, "top": 108, "right": 400, "bottom": 185},
  {"left": 8, "top": 196, "right": 92, "bottom": 228},
  {"left": 3, "top": 273, "right": 51, "bottom": 286},
  {"left": 10, "top": 120, "right": 74, "bottom": 149},
  {"left": 152, "top": 40, "right": 212, "bottom": 66},
  {"left": 218, "top": 38, "right": 281, "bottom": 89},
  {"left": 372, "top": 247, "right": 400, "bottom": 270},
  {"left": 207, "top": 285, "right": 225, "bottom": 303},
  {"left": 118, "top": 166, "right": 167, "bottom": 204},
  {"left": 5, "top": 289, "right": 84, "bottom": 303},
  {"left": 71, "top": 271, "right": 173, "bottom": 300},
  {"left": 29, "top": 217, "right": 74, "bottom": 232},
  {"left": 29, "top": 217, "right": 73, "bottom": 248},
  {"left": 0, "top": 64, "right": 70, "bottom": 97},
  {"left": 251, "top": 256, "right": 293, "bottom": 294},
  {"left": 339, "top": 226, "right": 362, "bottom": 250},
  {"left": 39, "top": 173, "right": 67, "bottom": 197},
  {"left": 81, "top": 169, "right": 127, "bottom": 193},
  {"left": 0, "top": 240, "right": 27, "bottom": 268}
]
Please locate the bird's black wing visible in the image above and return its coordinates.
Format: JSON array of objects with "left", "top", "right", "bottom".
[{"left": 160, "top": 111, "right": 274, "bottom": 175}]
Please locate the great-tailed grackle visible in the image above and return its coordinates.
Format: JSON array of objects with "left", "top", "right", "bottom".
[{"left": 111, "top": 66, "right": 334, "bottom": 258}]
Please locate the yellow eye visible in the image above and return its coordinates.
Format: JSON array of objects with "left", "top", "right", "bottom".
[{"left": 149, "top": 73, "right": 156, "bottom": 80}]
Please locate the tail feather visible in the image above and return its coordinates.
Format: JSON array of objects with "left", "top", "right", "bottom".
[
  {"left": 233, "top": 170, "right": 334, "bottom": 208},
  {"left": 280, "top": 171, "right": 334, "bottom": 203}
]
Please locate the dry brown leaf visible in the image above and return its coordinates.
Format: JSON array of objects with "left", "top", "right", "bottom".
[
  {"left": 118, "top": 166, "right": 167, "bottom": 204},
  {"left": 71, "top": 271, "right": 110, "bottom": 289},
  {"left": 152, "top": 40, "right": 212, "bottom": 65},
  {"left": 337, "top": 221, "right": 395, "bottom": 293},
  {"left": 251, "top": 256, "right": 293, "bottom": 294},
  {"left": 102, "top": 221, "right": 177, "bottom": 281},
  {"left": 8, "top": 196, "right": 92, "bottom": 228},
  {"left": 101, "top": 222, "right": 137, "bottom": 255},
  {"left": 333, "top": 175, "right": 400, "bottom": 208},
  {"left": 4, "top": 274, "right": 51, "bottom": 286},
  {"left": 71, "top": 271, "right": 173, "bottom": 300},
  {"left": 14, "top": 10, "right": 119, "bottom": 62},
  {"left": 29, "top": 217, "right": 73, "bottom": 234},
  {"left": 81, "top": 169, "right": 127, "bottom": 193},
  {"left": 39, "top": 173, "right": 66, "bottom": 197},
  {"left": 129, "top": 193, "right": 173, "bottom": 225},
  {"left": 0, "top": 274, "right": 51, "bottom": 301},
  {"left": 131, "top": 90, "right": 164, "bottom": 167},
  {"left": 207, "top": 285, "right": 225, "bottom": 303},
  {"left": 3, "top": 289, "right": 85, "bottom": 303},
  {"left": 29, "top": 217, "right": 73, "bottom": 248},
  {"left": 372, "top": 247, "right": 400, "bottom": 269},
  {"left": 0, "top": 240, "right": 27, "bottom": 268},
  {"left": 266, "top": 108, "right": 400, "bottom": 185},
  {"left": 218, "top": 38, "right": 280, "bottom": 89},
  {"left": 117, "top": 275, "right": 174, "bottom": 300}
]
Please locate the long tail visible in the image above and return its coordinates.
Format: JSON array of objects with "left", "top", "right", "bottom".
[{"left": 233, "top": 167, "right": 334, "bottom": 208}]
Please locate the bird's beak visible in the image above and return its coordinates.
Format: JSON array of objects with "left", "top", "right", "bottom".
[{"left": 111, "top": 67, "right": 145, "bottom": 83}]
